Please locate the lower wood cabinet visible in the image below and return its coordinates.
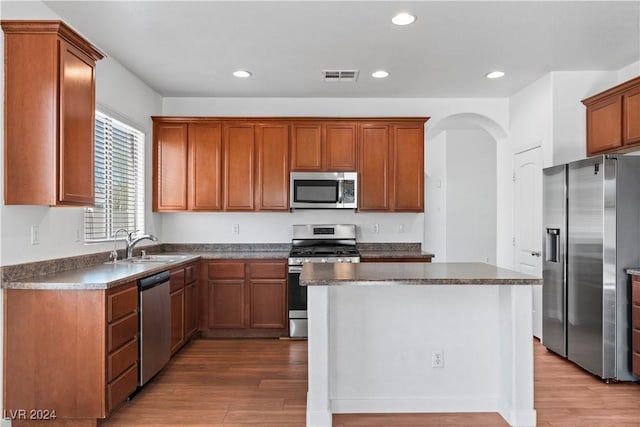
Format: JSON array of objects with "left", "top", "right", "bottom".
[
  {"left": 200, "top": 259, "right": 288, "bottom": 337},
  {"left": 4, "top": 281, "right": 139, "bottom": 423},
  {"left": 632, "top": 275, "right": 640, "bottom": 378},
  {"left": 170, "top": 261, "right": 199, "bottom": 355}
]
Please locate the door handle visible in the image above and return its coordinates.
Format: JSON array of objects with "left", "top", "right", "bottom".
[{"left": 530, "top": 251, "right": 541, "bottom": 257}]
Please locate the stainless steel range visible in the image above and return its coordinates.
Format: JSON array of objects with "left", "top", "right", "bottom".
[{"left": 288, "top": 224, "right": 360, "bottom": 338}]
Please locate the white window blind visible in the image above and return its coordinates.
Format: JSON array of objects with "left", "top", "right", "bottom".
[{"left": 84, "top": 111, "right": 145, "bottom": 242}]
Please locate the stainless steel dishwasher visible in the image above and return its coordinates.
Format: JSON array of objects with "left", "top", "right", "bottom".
[{"left": 138, "top": 270, "right": 171, "bottom": 386}]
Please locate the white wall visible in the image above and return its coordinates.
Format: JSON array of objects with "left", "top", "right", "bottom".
[
  {"left": 551, "top": 71, "right": 618, "bottom": 165},
  {"left": 0, "top": 1, "right": 163, "bottom": 266},
  {"left": 446, "top": 130, "right": 497, "bottom": 264},
  {"left": 424, "top": 132, "right": 447, "bottom": 259}
]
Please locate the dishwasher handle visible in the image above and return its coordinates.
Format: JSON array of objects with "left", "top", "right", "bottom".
[{"left": 138, "top": 270, "right": 171, "bottom": 290}]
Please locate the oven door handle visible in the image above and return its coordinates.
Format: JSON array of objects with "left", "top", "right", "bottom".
[{"left": 288, "top": 265, "right": 303, "bottom": 274}]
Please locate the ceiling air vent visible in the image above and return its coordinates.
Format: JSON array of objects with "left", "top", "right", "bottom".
[{"left": 322, "top": 70, "right": 359, "bottom": 82}]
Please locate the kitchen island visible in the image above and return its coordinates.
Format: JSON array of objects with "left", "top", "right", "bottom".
[{"left": 301, "top": 262, "right": 542, "bottom": 427}]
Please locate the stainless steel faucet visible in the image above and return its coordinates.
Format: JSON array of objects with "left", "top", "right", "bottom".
[
  {"left": 125, "top": 231, "right": 158, "bottom": 259},
  {"left": 112, "top": 229, "right": 159, "bottom": 260}
]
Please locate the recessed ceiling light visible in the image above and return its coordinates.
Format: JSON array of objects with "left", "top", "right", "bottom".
[
  {"left": 372, "top": 70, "right": 390, "bottom": 79},
  {"left": 486, "top": 71, "right": 505, "bottom": 79},
  {"left": 392, "top": 12, "right": 416, "bottom": 26},
  {"left": 233, "top": 70, "right": 252, "bottom": 78}
]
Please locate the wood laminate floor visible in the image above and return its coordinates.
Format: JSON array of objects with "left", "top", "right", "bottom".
[{"left": 103, "top": 338, "right": 640, "bottom": 427}]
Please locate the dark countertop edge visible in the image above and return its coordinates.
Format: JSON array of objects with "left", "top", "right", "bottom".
[
  {"left": 359, "top": 251, "right": 435, "bottom": 259},
  {"left": 627, "top": 269, "right": 640, "bottom": 275},
  {"left": 300, "top": 278, "right": 542, "bottom": 286}
]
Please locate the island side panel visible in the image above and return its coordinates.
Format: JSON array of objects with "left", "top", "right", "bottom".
[
  {"left": 498, "top": 285, "right": 536, "bottom": 426},
  {"left": 307, "top": 286, "right": 332, "bottom": 426},
  {"left": 327, "top": 285, "right": 502, "bottom": 412}
]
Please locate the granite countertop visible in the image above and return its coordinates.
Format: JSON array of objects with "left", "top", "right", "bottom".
[
  {"left": 300, "top": 262, "right": 542, "bottom": 286},
  {"left": 3, "top": 254, "right": 202, "bottom": 290},
  {"left": 1, "top": 243, "right": 435, "bottom": 290}
]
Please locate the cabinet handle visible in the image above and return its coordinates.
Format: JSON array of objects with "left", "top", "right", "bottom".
[{"left": 531, "top": 251, "right": 541, "bottom": 257}]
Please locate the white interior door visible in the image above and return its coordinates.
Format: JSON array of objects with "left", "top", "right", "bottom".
[{"left": 514, "top": 147, "right": 543, "bottom": 338}]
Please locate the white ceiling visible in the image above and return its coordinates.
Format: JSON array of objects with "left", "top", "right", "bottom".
[{"left": 42, "top": 1, "right": 640, "bottom": 98}]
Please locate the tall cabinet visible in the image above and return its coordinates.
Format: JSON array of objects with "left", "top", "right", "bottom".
[{"left": 2, "top": 20, "right": 103, "bottom": 205}]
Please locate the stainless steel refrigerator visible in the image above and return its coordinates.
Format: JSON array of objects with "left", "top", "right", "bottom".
[{"left": 542, "top": 155, "right": 640, "bottom": 381}]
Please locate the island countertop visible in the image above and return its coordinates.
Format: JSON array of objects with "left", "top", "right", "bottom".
[{"left": 300, "top": 261, "right": 541, "bottom": 286}]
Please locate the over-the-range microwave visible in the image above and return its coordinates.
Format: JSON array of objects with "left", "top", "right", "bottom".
[{"left": 290, "top": 172, "right": 357, "bottom": 209}]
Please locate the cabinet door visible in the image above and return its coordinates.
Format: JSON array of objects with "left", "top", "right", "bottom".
[
  {"left": 154, "top": 122, "right": 188, "bottom": 211},
  {"left": 58, "top": 40, "right": 96, "bottom": 205},
  {"left": 392, "top": 124, "right": 424, "bottom": 212},
  {"left": 325, "top": 123, "right": 357, "bottom": 171},
  {"left": 623, "top": 86, "right": 640, "bottom": 146},
  {"left": 170, "top": 289, "right": 185, "bottom": 354},
  {"left": 189, "top": 122, "right": 223, "bottom": 210},
  {"left": 359, "top": 124, "right": 390, "bottom": 211},
  {"left": 208, "top": 280, "right": 245, "bottom": 328},
  {"left": 248, "top": 279, "right": 287, "bottom": 329},
  {"left": 224, "top": 124, "right": 255, "bottom": 210},
  {"left": 184, "top": 281, "right": 198, "bottom": 339},
  {"left": 586, "top": 96, "right": 622, "bottom": 156},
  {"left": 291, "top": 124, "right": 323, "bottom": 171},
  {"left": 256, "top": 124, "right": 289, "bottom": 210}
]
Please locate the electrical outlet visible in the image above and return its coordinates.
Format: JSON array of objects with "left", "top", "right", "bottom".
[
  {"left": 373, "top": 223, "right": 379, "bottom": 234},
  {"left": 431, "top": 350, "right": 444, "bottom": 368},
  {"left": 30, "top": 226, "right": 40, "bottom": 245},
  {"left": 233, "top": 224, "right": 240, "bottom": 235},
  {"left": 75, "top": 228, "right": 82, "bottom": 242},
  {"left": 398, "top": 224, "right": 405, "bottom": 233}
]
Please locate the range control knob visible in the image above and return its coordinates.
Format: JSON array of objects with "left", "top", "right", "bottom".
[
  {"left": 344, "top": 259, "right": 352, "bottom": 263},
  {"left": 321, "top": 258, "right": 327, "bottom": 263},
  {"left": 304, "top": 258, "right": 310, "bottom": 263},
  {"left": 296, "top": 258, "right": 302, "bottom": 264},
  {"left": 337, "top": 258, "right": 343, "bottom": 263}
]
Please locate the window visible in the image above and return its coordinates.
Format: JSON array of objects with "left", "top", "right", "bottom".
[{"left": 84, "top": 111, "right": 145, "bottom": 242}]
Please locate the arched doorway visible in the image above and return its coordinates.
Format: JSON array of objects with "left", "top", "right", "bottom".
[{"left": 423, "top": 113, "right": 506, "bottom": 264}]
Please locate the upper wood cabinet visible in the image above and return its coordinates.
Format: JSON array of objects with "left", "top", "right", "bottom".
[
  {"left": 291, "top": 122, "right": 357, "bottom": 171},
  {"left": 582, "top": 76, "right": 640, "bottom": 156},
  {"left": 359, "top": 124, "right": 391, "bottom": 211},
  {"left": 391, "top": 124, "right": 424, "bottom": 211},
  {"left": 153, "top": 120, "right": 222, "bottom": 212},
  {"left": 2, "top": 20, "right": 103, "bottom": 206},
  {"left": 256, "top": 124, "right": 290, "bottom": 210},
  {"left": 224, "top": 124, "right": 256, "bottom": 211},
  {"left": 153, "top": 117, "right": 426, "bottom": 213},
  {"left": 358, "top": 121, "right": 426, "bottom": 212},
  {"left": 189, "top": 123, "right": 223, "bottom": 210}
]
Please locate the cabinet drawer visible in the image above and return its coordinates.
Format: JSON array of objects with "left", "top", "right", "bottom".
[
  {"left": 108, "top": 312, "right": 138, "bottom": 352},
  {"left": 248, "top": 262, "right": 285, "bottom": 279},
  {"left": 633, "top": 304, "right": 640, "bottom": 329},
  {"left": 208, "top": 262, "right": 245, "bottom": 279},
  {"left": 108, "top": 337, "right": 138, "bottom": 382},
  {"left": 107, "top": 362, "right": 138, "bottom": 414},
  {"left": 108, "top": 284, "right": 138, "bottom": 322},
  {"left": 633, "top": 329, "right": 640, "bottom": 353},
  {"left": 170, "top": 268, "right": 186, "bottom": 292},
  {"left": 185, "top": 263, "right": 198, "bottom": 284},
  {"left": 632, "top": 276, "right": 640, "bottom": 304},
  {"left": 633, "top": 352, "right": 640, "bottom": 378}
]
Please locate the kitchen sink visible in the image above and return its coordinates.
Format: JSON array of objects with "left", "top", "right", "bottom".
[
  {"left": 129, "top": 254, "right": 191, "bottom": 263},
  {"left": 105, "top": 254, "right": 191, "bottom": 265}
]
